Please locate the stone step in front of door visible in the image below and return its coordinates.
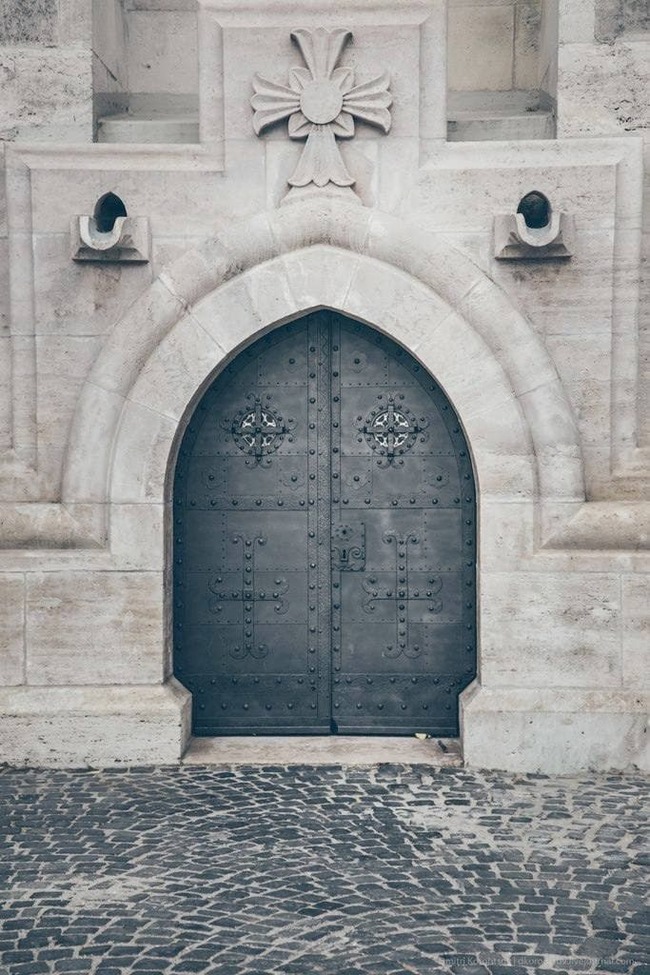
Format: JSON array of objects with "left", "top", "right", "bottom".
[{"left": 182, "top": 736, "right": 462, "bottom": 766}]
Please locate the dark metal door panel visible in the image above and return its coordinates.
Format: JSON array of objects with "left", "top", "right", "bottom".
[
  {"left": 174, "top": 312, "right": 476, "bottom": 736},
  {"left": 174, "top": 317, "right": 332, "bottom": 734},
  {"left": 331, "top": 318, "right": 475, "bottom": 735}
]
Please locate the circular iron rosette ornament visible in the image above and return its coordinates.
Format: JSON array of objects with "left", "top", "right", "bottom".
[
  {"left": 230, "top": 393, "right": 294, "bottom": 464},
  {"left": 361, "top": 394, "right": 428, "bottom": 464}
]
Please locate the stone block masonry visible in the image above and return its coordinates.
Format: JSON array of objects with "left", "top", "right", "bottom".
[{"left": 0, "top": 0, "right": 648, "bottom": 771}]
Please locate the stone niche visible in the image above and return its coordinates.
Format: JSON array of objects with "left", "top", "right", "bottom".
[
  {"left": 92, "top": 0, "right": 199, "bottom": 144},
  {"left": 447, "top": 0, "right": 558, "bottom": 141}
]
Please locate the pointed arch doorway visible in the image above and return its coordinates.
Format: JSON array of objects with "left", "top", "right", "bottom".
[{"left": 173, "top": 311, "right": 476, "bottom": 736}]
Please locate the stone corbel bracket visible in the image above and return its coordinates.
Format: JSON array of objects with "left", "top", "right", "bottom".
[
  {"left": 494, "top": 212, "right": 574, "bottom": 260},
  {"left": 71, "top": 215, "right": 151, "bottom": 263}
]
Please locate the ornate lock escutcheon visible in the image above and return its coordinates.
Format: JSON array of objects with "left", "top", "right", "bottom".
[{"left": 332, "top": 523, "right": 365, "bottom": 572}]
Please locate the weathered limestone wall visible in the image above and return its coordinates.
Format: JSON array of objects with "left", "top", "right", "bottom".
[
  {"left": 557, "top": 0, "right": 650, "bottom": 448},
  {"left": 0, "top": 0, "right": 93, "bottom": 144},
  {"left": 0, "top": 0, "right": 647, "bottom": 771}
]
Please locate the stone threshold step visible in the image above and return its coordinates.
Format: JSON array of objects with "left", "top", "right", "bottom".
[{"left": 183, "top": 735, "right": 462, "bottom": 766}]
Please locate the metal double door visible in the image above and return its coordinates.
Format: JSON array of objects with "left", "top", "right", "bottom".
[{"left": 173, "top": 312, "right": 476, "bottom": 735}]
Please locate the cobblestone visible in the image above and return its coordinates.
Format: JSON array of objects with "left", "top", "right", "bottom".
[{"left": 0, "top": 765, "right": 648, "bottom": 975}]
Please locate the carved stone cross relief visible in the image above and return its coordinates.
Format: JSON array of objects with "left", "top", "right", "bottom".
[{"left": 251, "top": 27, "right": 392, "bottom": 192}]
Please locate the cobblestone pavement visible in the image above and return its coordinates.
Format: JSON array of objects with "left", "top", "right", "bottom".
[{"left": 0, "top": 764, "right": 648, "bottom": 975}]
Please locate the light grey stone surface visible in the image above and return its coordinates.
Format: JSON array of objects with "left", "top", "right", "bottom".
[
  {"left": 0, "top": 0, "right": 647, "bottom": 772},
  {"left": 184, "top": 735, "right": 462, "bottom": 766},
  {"left": 0, "top": 0, "right": 58, "bottom": 46}
]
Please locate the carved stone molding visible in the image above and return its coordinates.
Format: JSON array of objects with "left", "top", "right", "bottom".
[
  {"left": 251, "top": 27, "right": 392, "bottom": 193},
  {"left": 494, "top": 212, "right": 574, "bottom": 260},
  {"left": 71, "top": 215, "right": 151, "bottom": 263}
]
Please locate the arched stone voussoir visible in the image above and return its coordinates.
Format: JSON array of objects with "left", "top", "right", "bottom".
[{"left": 62, "top": 200, "right": 585, "bottom": 518}]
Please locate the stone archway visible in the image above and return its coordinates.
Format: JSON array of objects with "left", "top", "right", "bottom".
[
  {"left": 63, "top": 199, "right": 583, "bottom": 520},
  {"left": 59, "top": 199, "right": 584, "bottom": 761}
]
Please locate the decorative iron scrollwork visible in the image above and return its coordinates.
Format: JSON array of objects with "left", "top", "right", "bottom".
[
  {"left": 361, "top": 530, "right": 443, "bottom": 659},
  {"left": 361, "top": 394, "right": 427, "bottom": 462},
  {"left": 231, "top": 394, "right": 290, "bottom": 461},
  {"left": 332, "top": 523, "right": 365, "bottom": 571},
  {"left": 208, "top": 533, "right": 289, "bottom": 660}
]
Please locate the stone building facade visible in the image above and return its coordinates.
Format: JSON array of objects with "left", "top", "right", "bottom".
[{"left": 0, "top": 0, "right": 647, "bottom": 771}]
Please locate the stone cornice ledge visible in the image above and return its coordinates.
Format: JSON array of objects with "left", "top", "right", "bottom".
[
  {"left": 542, "top": 501, "right": 650, "bottom": 551},
  {"left": 4, "top": 143, "right": 224, "bottom": 173},
  {"left": 198, "top": 0, "right": 436, "bottom": 17}
]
